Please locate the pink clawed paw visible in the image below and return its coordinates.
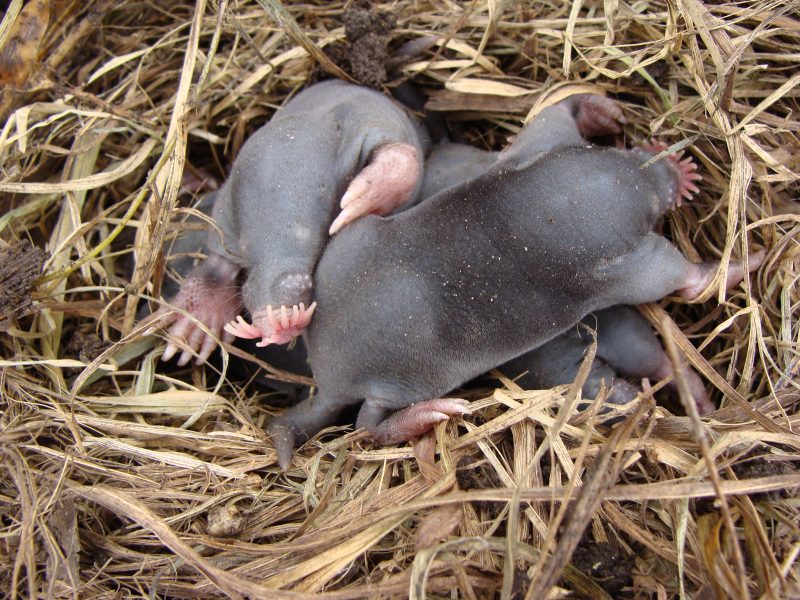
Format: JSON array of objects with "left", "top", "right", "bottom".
[
  {"left": 642, "top": 139, "right": 702, "bottom": 206},
  {"left": 329, "top": 143, "right": 419, "bottom": 235},
  {"left": 224, "top": 302, "right": 317, "bottom": 347},
  {"left": 146, "top": 271, "right": 242, "bottom": 365},
  {"left": 572, "top": 95, "right": 627, "bottom": 138}
]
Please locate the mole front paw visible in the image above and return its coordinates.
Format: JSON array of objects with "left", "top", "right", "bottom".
[
  {"left": 329, "top": 142, "right": 420, "bottom": 234},
  {"left": 224, "top": 302, "right": 317, "bottom": 347},
  {"left": 567, "top": 94, "right": 627, "bottom": 138},
  {"left": 146, "top": 260, "right": 243, "bottom": 365}
]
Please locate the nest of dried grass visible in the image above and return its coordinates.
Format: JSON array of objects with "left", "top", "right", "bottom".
[{"left": 1, "top": 0, "right": 799, "bottom": 598}]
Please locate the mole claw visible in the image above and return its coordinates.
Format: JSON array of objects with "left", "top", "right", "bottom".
[
  {"left": 280, "top": 306, "right": 290, "bottom": 329},
  {"left": 162, "top": 343, "right": 178, "bottom": 362},
  {"left": 177, "top": 350, "right": 192, "bottom": 367},
  {"left": 198, "top": 335, "right": 218, "bottom": 365}
]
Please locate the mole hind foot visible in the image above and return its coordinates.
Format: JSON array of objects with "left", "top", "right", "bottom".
[
  {"left": 564, "top": 94, "right": 627, "bottom": 138},
  {"left": 677, "top": 250, "right": 765, "bottom": 300},
  {"left": 640, "top": 140, "right": 702, "bottom": 207},
  {"left": 651, "top": 354, "right": 714, "bottom": 415},
  {"left": 365, "top": 398, "right": 470, "bottom": 445},
  {"left": 224, "top": 302, "right": 316, "bottom": 347},
  {"left": 147, "top": 254, "right": 242, "bottom": 366},
  {"left": 329, "top": 142, "right": 420, "bottom": 235}
]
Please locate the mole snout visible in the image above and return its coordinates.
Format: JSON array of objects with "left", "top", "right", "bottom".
[{"left": 274, "top": 272, "right": 313, "bottom": 306}]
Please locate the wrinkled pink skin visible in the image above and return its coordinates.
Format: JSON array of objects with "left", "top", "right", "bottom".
[
  {"left": 146, "top": 254, "right": 241, "bottom": 366},
  {"left": 361, "top": 398, "right": 470, "bottom": 445}
]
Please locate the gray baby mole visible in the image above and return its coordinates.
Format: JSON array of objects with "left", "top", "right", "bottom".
[
  {"left": 150, "top": 80, "right": 428, "bottom": 365},
  {"left": 501, "top": 306, "right": 712, "bottom": 413},
  {"left": 265, "top": 94, "right": 761, "bottom": 469},
  {"left": 423, "top": 138, "right": 711, "bottom": 414}
]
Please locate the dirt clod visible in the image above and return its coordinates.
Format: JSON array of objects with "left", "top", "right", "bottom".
[
  {"left": 206, "top": 503, "right": 246, "bottom": 538},
  {"left": 0, "top": 240, "right": 47, "bottom": 329},
  {"left": 66, "top": 331, "right": 111, "bottom": 364},
  {"left": 328, "top": 0, "right": 396, "bottom": 88}
]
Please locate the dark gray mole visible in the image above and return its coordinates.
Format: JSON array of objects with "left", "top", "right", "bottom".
[
  {"left": 209, "top": 79, "right": 427, "bottom": 311},
  {"left": 421, "top": 141, "right": 710, "bottom": 412}
]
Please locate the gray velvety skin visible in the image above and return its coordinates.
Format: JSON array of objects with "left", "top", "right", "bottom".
[
  {"left": 209, "top": 79, "right": 427, "bottom": 311},
  {"left": 421, "top": 142, "right": 709, "bottom": 412},
  {"left": 502, "top": 307, "right": 663, "bottom": 407},
  {"left": 419, "top": 141, "right": 499, "bottom": 198},
  {"left": 155, "top": 79, "right": 428, "bottom": 364},
  {"left": 268, "top": 98, "right": 727, "bottom": 468}
]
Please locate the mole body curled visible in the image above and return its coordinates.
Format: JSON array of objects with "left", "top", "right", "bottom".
[
  {"left": 152, "top": 80, "right": 428, "bottom": 365},
  {"left": 269, "top": 96, "right": 751, "bottom": 469}
]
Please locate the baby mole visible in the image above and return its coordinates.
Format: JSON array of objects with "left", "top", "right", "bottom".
[
  {"left": 148, "top": 80, "right": 428, "bottom": 365},
  {"left": 268, "top": 94, "right": 763, "bottom": 470},
  {"left": 422, "top": 134, "right": 711, "bottom": 414},
  {"left": 500, "top": 305, "right": 712, "bottom": 414}
]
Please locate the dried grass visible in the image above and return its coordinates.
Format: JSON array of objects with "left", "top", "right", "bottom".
[{"left": 1, "top": 0, "right": 799, "bottom": 598}]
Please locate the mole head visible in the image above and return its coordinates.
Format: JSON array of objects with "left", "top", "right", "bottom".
[{"left": 631, "top": 148, "right": 682, "bottom": 213}]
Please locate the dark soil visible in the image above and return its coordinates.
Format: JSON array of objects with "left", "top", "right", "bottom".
[
  {"left": 325, "top": 0, "right": 396, "bottom": 88},
  {"left": 456, "top": 455, "right": 505, "bottom": 519},
  {"left": 570, "top": 538, "right": 635, "bottom": 598},
  {"left": 732, "top": 454, "right": 798, "bottom": 502},
  {"left": 0, "top": 240, "right": 47, "bottom": 329}
]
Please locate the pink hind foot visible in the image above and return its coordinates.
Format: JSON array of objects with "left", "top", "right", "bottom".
[
  {"left": 328, "top": 142, "right": 420, "bottom": 235},
  {"left": 224, "top": 302, "right": 317, "bottom": 347},
  {"left": 368, "top": 398, "right": 470, "bottom": 445},
  {"left": 677, "top": 250, "right": 766, "bottom": 300},
  {"left": 651, "top": 354, "right": 714, "bottom": 415},
  {"left": 641, "top": 140, "right": 702, "bottom": 207},
  {"left": 145, "top": 254, "right": 242, "bottom": 366},
  {"left": 563, "top": 94, "right": 627, "bottom": 138}
]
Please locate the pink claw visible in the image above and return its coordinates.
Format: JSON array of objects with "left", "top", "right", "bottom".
[
  {"left": 642, "top": 139, "right": 703, "bottom": 207},
  {"left": 224, "top": 302, "right": 317, "bottom": 347},
  {"left": 329, "top": 143, "right": 420, "bottom": 235},
  {"left": 224, "top": 315, "right": 264, "bottom": 339}
]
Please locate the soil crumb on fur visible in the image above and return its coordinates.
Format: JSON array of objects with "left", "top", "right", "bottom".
[{"left": 0, "top": 241, "right": 47, "bottom": 328}]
